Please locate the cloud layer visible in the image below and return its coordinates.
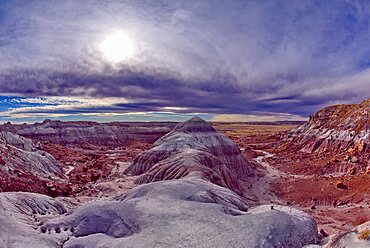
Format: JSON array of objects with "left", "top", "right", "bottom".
[{"left": 1, "top": 0, "right": 370, "bottom": 122}]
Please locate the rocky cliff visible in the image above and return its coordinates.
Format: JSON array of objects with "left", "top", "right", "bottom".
[
  {"left": 281, "top": 99, "right": 369, "bottom": 172},
  {"left": 288, "top": 99, "right": 368, "bottom": 150}
]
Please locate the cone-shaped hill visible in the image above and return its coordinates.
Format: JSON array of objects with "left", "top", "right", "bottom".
[{"left": 125, "top": 117, "right": 255, "bottom": 195}]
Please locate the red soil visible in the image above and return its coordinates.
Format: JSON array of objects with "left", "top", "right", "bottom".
[
  {"left": 215, "top": 122, "right": 370, "bottom": 234},
  {"left": 41, "top": 141, "right": 152, "bottom": 196}
]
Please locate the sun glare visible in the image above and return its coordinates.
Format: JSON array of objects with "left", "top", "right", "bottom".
[{"left": 100, "top": 31, "right": 135, "bottom": 63}]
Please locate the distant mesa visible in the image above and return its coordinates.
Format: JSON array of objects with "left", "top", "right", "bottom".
[
  {"left": 6, "top": 120, "right": 174, "bottom": 147},
  {"left": 125, "top": 117, "right": 255, "bottom": 195}
]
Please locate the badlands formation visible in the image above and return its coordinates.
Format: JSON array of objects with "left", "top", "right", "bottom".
[
  {"left": 282, "top": 98, "right": 369, "bottom": 171},
  {"left": 265, "top": 99, "right": 369, "bottom": 234},
  {"left": 125, "top": 117, "right": 254, "bottom": 195},
  {"left": 0, "top": 118, "right": 320, "bottom": 248},
  {"left": 0, "top": 99, "right": 369, "bottom": 247},
  {"left": 0, "top": 131, "right": 71, "bottom": 195},
  {"left": 0, "top": 131, "right": 62, "bottom": 177},
  {"left": 10, "top": 119, "right": 173, "bottom": 146}
]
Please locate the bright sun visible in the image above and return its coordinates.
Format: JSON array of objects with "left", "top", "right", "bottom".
[{"left": 100, "top": 31, "right": 135, "bottom": 63}]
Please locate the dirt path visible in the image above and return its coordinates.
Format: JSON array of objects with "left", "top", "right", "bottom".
[
  {"left": 250, "top": 150, "right": 281, "bottom": 204},
  {"left": 250, "top": 149, "right": 314, "bottom": 204}
]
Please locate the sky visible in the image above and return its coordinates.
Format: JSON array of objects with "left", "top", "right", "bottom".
[{"left": 0, "top": 0, "right": 370, "bottom": 123}]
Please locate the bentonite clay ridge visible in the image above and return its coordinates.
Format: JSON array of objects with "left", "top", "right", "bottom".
[
  {"left": 125, "top": 117, "right": 255, "bottom": 194},
  {"left": 0, "top": 131, "right": 63, "bottom": 178},
  {"left": 0, "top": 179, "right": 320, "bottom": 248}
]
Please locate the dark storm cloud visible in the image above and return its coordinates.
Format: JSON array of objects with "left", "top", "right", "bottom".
[
  {"left": 1, "top": 66, "right": 358, "bottom": 117},
  {"left": 0, "top": 68, "right": 252, "bottom": 113},
  {"left": 1, "top": 0, "right": 370, "bottom": 120}
]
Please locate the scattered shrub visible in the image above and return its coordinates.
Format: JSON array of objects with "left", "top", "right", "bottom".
[{"left": 358, "top": 229, "right": 370, "bottom": 240}]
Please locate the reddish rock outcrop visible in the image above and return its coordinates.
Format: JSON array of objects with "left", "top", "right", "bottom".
[
  {"left": 275, "top": 99, "right": 369, "bottom": 176},
  {"left": 267, "top": 99, "right": 370, "bottom": 233},
  {"left": 287, "top": 99, "right": 369, "bottom": 157}
]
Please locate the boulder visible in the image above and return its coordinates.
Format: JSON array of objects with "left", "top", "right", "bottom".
[{"left": 336, "top": 182, "right": 348, "bottom": 190}]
